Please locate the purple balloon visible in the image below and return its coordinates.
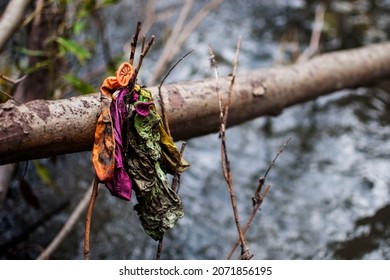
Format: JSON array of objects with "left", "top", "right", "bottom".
[{"left": 105, "top": 88, "right": 132, "bottom": 201}]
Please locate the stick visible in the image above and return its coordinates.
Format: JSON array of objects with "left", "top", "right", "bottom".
[
  {"left": 158, "top": 49, "right": 194, "bottom": 137},
  {"left": 172, "top": 142, "right": 187, "bottom": 193},
  {"left": 148, "top": 0, "right": 222, "bottom": 85},
  {"left": 83, "top": 174, "right": 99, "bottom": 260},
  {"left": 297, "top": 2, "right": 326, "bottom": 63},
  {"left": 129, "top": 22, "right": 142, "bottom": 65},
  {"left": 155, "top": 141, "right": 186, "bottom": 259},
  {"left": 37, "top": 180, "right": 94, "bottom": 259},
  {"left": 209, "top": 43, "right": 252, "bottom": 259},
  {"left": 0, "top": 0, "right": 32, "bottom": 53},
  {"left": 226, "top": 137, "right": 292, "bottom": 259},
  {"left": 134, "top": 35, "right": 155, "bottom": 78},
  {"left": 224, "top": 37, "right": 241, "bottom": 124},
  {"left": 156, "top": 237, "right": 164, "bottom": 260}
]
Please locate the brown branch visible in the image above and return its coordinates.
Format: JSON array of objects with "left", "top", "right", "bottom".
[
  {"left": 209, "top": 43, "right": 251, "bottom": 259},
  {"left": 0, "top": 163, "right": 15, "bottom": 207},
  {"left": 148, "top": 0, "right": 222, "bottom": 85},
  {"left": 37, "top": 179, "right": 95, "bottom": 260},
  {"left": 156, "top": 237, "right": 164, "bottom": 260},
  {"left": 1, "top": 43, "right": 390, "bottom": 165},
  {"left": 0, "top": 0, "right": 32, "bottom": 53},
  {"left": 135, "top": 35, "right": 155, "bottom": 78},
  {"left": 172, "top": 142, "right": 187, "bottom": 193},
  {"left": 224, "top": 37, "right": 241, "bottom": 124},
  {"left": 129, "top": 22, "right": 142, "bottom": 65},
  {"left": 158, "top": 49, "right": 195, "bottom": 137},
  {"left": 297, "top": 2, "right": 326, "bottom": 63},
  {"left": 148, "top": 0, "right": 194, "bottom": 85},
  {"left": 83, "top": 175, "right": 99, "bottom": 260},
  {"left": 156, "top": 141, "right": 186, "bottom": 260},
  {"left": 226, "top": 137, "right": 292, "bottom": 259}
]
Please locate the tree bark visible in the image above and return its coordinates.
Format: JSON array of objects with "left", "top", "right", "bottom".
[{"left": 1, "top": 42, "right": 390, "bottom": 165}]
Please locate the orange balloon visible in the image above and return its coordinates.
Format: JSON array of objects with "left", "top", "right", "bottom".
[
  {"left": 92, "top": 97, "right": 115, "bottom": 182},
  {"left": 116, "top": 62, "right": 134, "bottom": 87}
]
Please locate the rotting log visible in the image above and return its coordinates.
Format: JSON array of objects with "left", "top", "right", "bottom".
[{"left": 1, "top": 42, "right": 390, "bottom": 165}]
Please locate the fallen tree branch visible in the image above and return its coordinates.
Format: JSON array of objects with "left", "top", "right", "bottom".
[{"left": 1, "top": 42, "right": 390, "bottom": 165}]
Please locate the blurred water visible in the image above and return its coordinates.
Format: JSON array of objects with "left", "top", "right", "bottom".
[{"left": 1, "top": 0, "right": 389, "bottom": 260}]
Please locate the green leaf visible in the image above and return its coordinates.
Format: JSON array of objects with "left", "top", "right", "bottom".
[
  {"left": 33, "top": 160, "right": 53, "bottom": 186},
  {"left": 23, "top": 60, "right": 50, "bottom": 74},
  {"left": 15, "top": 47, "right": 46, "bottom": 57},
  {"left": 73, "top": 20, "right": 87, "bottom": 35},
  {"left": 55, "top": 37, "right": 91, "bottom": 64},
  {"left": 63, "top": 74, "right": 96, "bottom": 94},
  {"left": 100, "top": 0, "right": 119, "bottom": 6}
]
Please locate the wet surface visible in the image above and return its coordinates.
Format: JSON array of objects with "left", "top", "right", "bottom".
[{"left": 1, "top": 0, "right": 389, "bottom": 259}]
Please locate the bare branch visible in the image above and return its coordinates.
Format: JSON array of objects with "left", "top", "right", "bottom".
[
  {"left": 297, "top": 2, "right": 326, "bottom": 63},
  {"left": 134, "top": 35, "right": 155, "bottom": 79},
  {"left": 210, "top": 43, "right": 252, "bottom": 259},
  {"left": 83, "top": 175, "right": 99, "bottom": 260},
  {"left": 37, "top": 180, "right": 95, "bottom": 260},
  {"left": 148, "top": 0, "right": 194, "bottom": 85},
  {"left": 224, "top": 36, "right": 241, "bottom": 126},
  {"left": 172, "top": 142, "right": 187, "bottom": 193},
  {"left": 226, "top": 137, "right": 292, "bottom": 259},
  {"left": 148, "top": 0, "right": 222, "bottom": 85},
  {"left": 129, "top": 22, "right": 142, "bottom": 65},
  {"left": 0, "top": 0, "right": 32, "bottom": 53},
  {"left": 157, "top": 49, "right": 194, "bottom": 136}
]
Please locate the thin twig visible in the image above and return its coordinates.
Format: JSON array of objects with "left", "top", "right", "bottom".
[
  {"left": 140, "top": 35, "right": 146, "bottom": 54},
  {"left": 0, "top": 74, "right": 27, "bottom": 85},
  {"left": 155, "top": 141, "right": 187, "bottom": 260},
  {"left": 148, "top": 0, "right": 194, "bottom": 85},
  {"left": 171, "top": 0, "right": 222, "bottom": 65},
  {"left": 0, "top": 164, "right": 15, "bottom": 207},
  {"left": 224, "top": 37, "right": 241, "bottom": 124},
  {"left": 148, "top": 0, "right": 222, "bottom": 85},
  {"left": 0, "top": 74, "right": 25, "bottom": 105},
  {"left": 141, "top": 0, "right": 157, "bottom": 37},
  {"left": 135, "top": 35, "right": 155, "bottom": 77},
  {"left": 129, "top": 22, "right": 142, "bottom": 65},
  {"left": 297, "top": 2, "right": 326, "bottom": 63},
  {"left": 209, "top": 44, "right": 251, "bottom": 260},
  {"left": 158, "top": 49, "right": 195, "bottom": 137},
  {"left": 158, "top": 49, "right": 195, "bottom": 93},
  {"left": 172, "top": 142, "right": 187, "bottom": 193},
  {"left": 0, "top": 89, "right": 22, "bottom": 105},
  {"left": 37, "top": 180, "right": 95, "bottom": 260},
  {"left": 226, "top": 137, "right": 292, "bottom": 259},
  {"left": 83, "top": 174, "right": 99, "bottom": 260},
  {"left": 156, "top": 237, "right": 164, "bottom": 260}
]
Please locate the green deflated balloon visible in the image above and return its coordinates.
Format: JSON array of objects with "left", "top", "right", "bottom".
[{"left": 124, "top": 86, "right": 189, "bottom": 241}]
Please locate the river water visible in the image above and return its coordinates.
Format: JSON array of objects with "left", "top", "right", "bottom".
[{"left": 1, "top": 0, "right": 389, "bottom": 260}]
